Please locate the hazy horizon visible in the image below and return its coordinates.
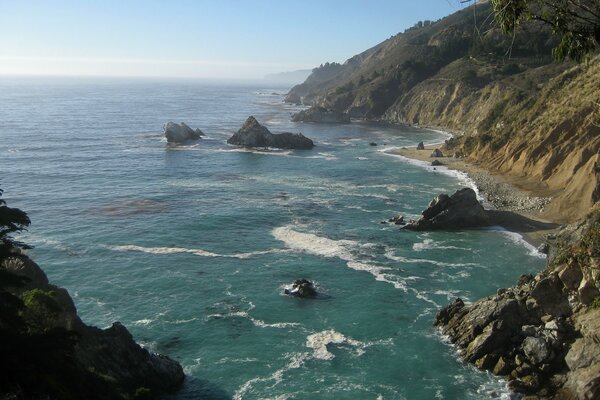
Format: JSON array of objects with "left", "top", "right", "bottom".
[{"left": 0, "top": 0, "right": 470, "bottom": 80}]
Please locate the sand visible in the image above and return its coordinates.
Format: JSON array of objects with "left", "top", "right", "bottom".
[{"left": 386, "top": 145, "right": 562, "bottom": 247}]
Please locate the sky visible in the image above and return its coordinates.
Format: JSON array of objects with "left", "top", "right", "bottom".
[{"left": 0, "top": 0, "right": 471, "bottom": 79}]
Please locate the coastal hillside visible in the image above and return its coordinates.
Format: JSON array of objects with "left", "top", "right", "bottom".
[{"left": 287, "top": 2, "right": 599, "bottom": 222}]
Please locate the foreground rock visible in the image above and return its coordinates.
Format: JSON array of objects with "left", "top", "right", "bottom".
[
  {"left": 228, "top": 116, "right": 314, "bottom": 149},
  {"left": 164, "top": 121, "right": 204, "bottom": 143},
  {"left": 1, "top": 253, "right": 184, "bottom": 399},
  {"left": 284, "top": 279, "right": 317, "bottom": 298},
  {"left": 404, "top": 188, "right": 490, "bottom": 230},
  {"left": 291, "top": 106, "right": 350, "bottom": 124},
  {"left": 434, "top": 209, "right": 600, "bottom": 399}
]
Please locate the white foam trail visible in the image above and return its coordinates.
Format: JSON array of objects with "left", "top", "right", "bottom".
[
  {"left": 217, "top": 147, "right": 293, "bottom": 156},
  {"left": 110, "top": 244, "right": 287, "bottom": 259},
  {"left": 133, "top": 318, "right": 153, "bottom": 326},
  {"left": 111, "top": 244, "right": 221, "bottom": 257},
  {"left": 412, "top": 238, "right": 470, "bottom": 252},
  {"left": 384, "top": 249, "right": 478, "bottom": 267},
  {"left": 233, "top": 352, "right": 308, "bottom": 400}
]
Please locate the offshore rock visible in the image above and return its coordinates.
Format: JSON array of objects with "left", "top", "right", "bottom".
[
  {"left": 164, "top": 121, "right": 203, "bottom": 143},
  {"left": 284, "top": 279, "right": 317, "bottom": 298},
  {"left": 291, "top": 106, "right": 350, "bottom": 124},
  {"left": 404, "top": 188, "right": 490, "bottom": 230},
  {"left": 228, "top": 116, "right": 314, "bottom": 149},
  {"left": 417, "top": 141, "right": 425, "bottom": 150}
]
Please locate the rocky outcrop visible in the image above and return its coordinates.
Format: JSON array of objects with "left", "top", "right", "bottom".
[
  {"left": 430, "top": 149, "right": 443, "bottom": 157},
  {"left": 404, "top": 188, "right": 490, "bottom": 230},
  {"left": 292, "top": 106, "right": 350, "bottom": 124},
  {"left": 417, "top": 142, "right": 425, "bottom": 150},
  {"left": 284, "top": 279, "right": 317, "bottom": 298},
  {"left": 1, "top": 253, "right": 184, "bottom": 399},
  {"left": 434, "top": 209, "right": 600, "bottom": 399},
  {"left": 164, "top": 121, "right": 203, "bottom": 143},
  {"left": 227, "top": 116, "right": 314, "bottom": 149}
]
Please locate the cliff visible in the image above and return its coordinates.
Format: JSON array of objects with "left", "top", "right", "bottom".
[
  {"left": 287, "top": 2, "right": 599, "bottom": 222},
  {"left": 0, "top": 195, "right": 184, "bottom": 399},
  {"left": 0, "top": 252, "right": 185, "bottom": 400},
  {"left": 435, "top": 207, "right": 600, "bottom": 399}
]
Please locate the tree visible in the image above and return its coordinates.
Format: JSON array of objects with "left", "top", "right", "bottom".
[
  {"left": 0, "top": 187, "right": 31, "bottom": 258},
  {"left": 467, "top": 0, "right": 600, "bottom": 61}
]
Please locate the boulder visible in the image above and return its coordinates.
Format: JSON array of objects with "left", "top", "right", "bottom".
[
  {"left": 417, "top": 142, "right": 425, "bottom": 150},
  {"left": 431, "top": 148, "right": 444, "bottom": 157},
  {"left": 291, "top": 106, "right": 350, "bottom": 123},
  {"left": 284, "top": 279, "right": 317, "bottom": 298},
  {"left": 431, "top": 160, "right": 443, "bottom": 166},
  {"left": 404, "top": 188, "right": 490, "bottom": 230},
  {"left": 522, "top": 336, "right": 552, "bottom": 365},
  {"left": 369, "top": 142, "right": 378, "bottom": 146},
  {"left": 228, "top": 116, "right": 314, "bottom": 149},
  {"left": 164, "top": 121, "right": 203, "bottom": 143}
]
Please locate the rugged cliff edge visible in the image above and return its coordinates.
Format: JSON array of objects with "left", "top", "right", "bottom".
[
  {"left": 434, "top": 208, "right": 600, "bottom": 399},
  {"left": 0, "top": 252, "right": 185, "bottom": 399},
  {"left": 0, "top": 193, "right": 184, "bottom": 399},
  {"left": 286, "top": 2, "right": 599, "bottom": 223}
]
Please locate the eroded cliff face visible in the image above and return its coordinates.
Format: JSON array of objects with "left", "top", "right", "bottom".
[
  {"left": 287, "top": 2, "right": 599, "bottom": 222},
  {"left": 387, "top": 59, "right": 600, "bottom": 223},
  {"left": 1, "top": 253, "right": 184, "bottom": 399}
]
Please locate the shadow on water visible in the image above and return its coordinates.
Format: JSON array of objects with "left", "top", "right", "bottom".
[
  {"left": 487, "top": 210, "right": 561, "bottom": 233},
  {"left": 161, "top": 376, "right": 231, "bottom": 400}
]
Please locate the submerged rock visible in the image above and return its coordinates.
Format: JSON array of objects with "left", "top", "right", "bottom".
[
  {"left": 291, "top": 106, "right": 350, "bottom": 124},
  {"left": 284, "top": 279, "right": 317, "bottom": 298},
  {"left": 404, "top": 188, "right": 490, "bottom": 230},
  {"left": 228, "top": 116, "right": 314, "bottom": 149},
  {"left": 164, "top": 121, "right": 203, "bottom": 143}
]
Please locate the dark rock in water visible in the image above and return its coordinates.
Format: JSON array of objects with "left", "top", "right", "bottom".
[
  {"left": 284, "top": 279, "right": 317, "bottom": 298},
  {"left": 404, "top": 188, "right": 490, "bottom": 230},
  {"left": 417, "top": 142, "right": 425, "bottom": 150},
  {"left": 1, "top": 254, "right": 185, "bottom": 398},
  {"left": 228, "top": 116, "right": 314, "bottom": 149},
  {"left": 388, "top": 215, "right": 405, "bottom": 225},
  {"left": 164, "top": 121, "right": 203, "bottom": 143},
  {"left": 431, "top": 159, "right": 443, "bottom": 166},
  {"left": 431, "top": 148, "right": 444, "bottom": 157},
  {"left": 291, "top": 106, "right": 350, "bottom": 124},
  {"left": 369, "top": 142, "right": 378, "bottom": 146}
]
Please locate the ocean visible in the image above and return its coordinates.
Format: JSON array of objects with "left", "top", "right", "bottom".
[{"left": 1, "top": 78, "right": 545, "bottom": 399}]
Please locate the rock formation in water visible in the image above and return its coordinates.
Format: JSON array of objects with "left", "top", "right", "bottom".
[
  {"left": 434, "top": 209, "right": 600, "bottom": 399},
  {"left": 284, "top": 279, "right": 317, "bottom": 298},
  {"left": 291, "top": 106, "right": 350, "bottom": 124},
  {"left": 164, "top": 121, "right": 204, "bottom": 143},
  {"left": 404, "top": 188, "right": 490, "bottom": 230},
  {"left": 227, "top": 116, "right": 314, "bottom": 149}
]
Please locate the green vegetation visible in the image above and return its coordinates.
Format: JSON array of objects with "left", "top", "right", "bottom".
[
  {"left": 552, "top": 210, "right": 600, "bottom": 268},
  {"left": 486, "top": 0, "right": 600, "bottom": 61}
]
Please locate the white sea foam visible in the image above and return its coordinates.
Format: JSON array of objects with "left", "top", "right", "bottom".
[
  {"left": 133, "top": 318, "right": 154, "bottom": 326},
  {"left": 412, "top": 238, "right": 470, "bottom": 252},
  {"left": 490, "top": 227, "right": 547, "bottom": 259},
  {"left": 233, "top": 352, "right": 308, "bottom": 400},
  {"left": 379, "top": 148, "right": 481, "bottom": 199},
  {"left": 272, "top": 226, "right": 437, "bottom": 304},
  {"left": 306, "top": 330, "right": 366, "bottom": 360},
  {"left": 110, "top": 244, "right": 287, "bottom": 259},
  {"left": 384, "top": 249, "right": 478, "bottom": 267}
]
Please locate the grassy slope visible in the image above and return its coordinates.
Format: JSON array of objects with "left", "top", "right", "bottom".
[{"left": 287, "top": 3, "right": 599, "bottom": 222}]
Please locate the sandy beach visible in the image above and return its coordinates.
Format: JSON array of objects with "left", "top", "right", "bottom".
[{"left": 385, "top": 144, "right": 562, "bottom": 247}]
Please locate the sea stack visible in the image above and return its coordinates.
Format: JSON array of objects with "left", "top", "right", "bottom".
[
  {"left": 164, "top": 121, "right": 204, "bottom": 143},
  {"left": 227, "top": 116, "right": 314, "bottom": 149}
]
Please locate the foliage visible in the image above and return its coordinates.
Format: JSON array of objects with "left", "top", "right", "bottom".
[
  {"left": 485, "top": 0, "right": 600, "bottom": 62},
  {"left": 0, "top": 188, "right": 31, "bottom": 258}
]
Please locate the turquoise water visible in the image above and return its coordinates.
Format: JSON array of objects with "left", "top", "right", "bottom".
[{"left": 1, "top": 78, "right": 544, "bottom": 399}]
